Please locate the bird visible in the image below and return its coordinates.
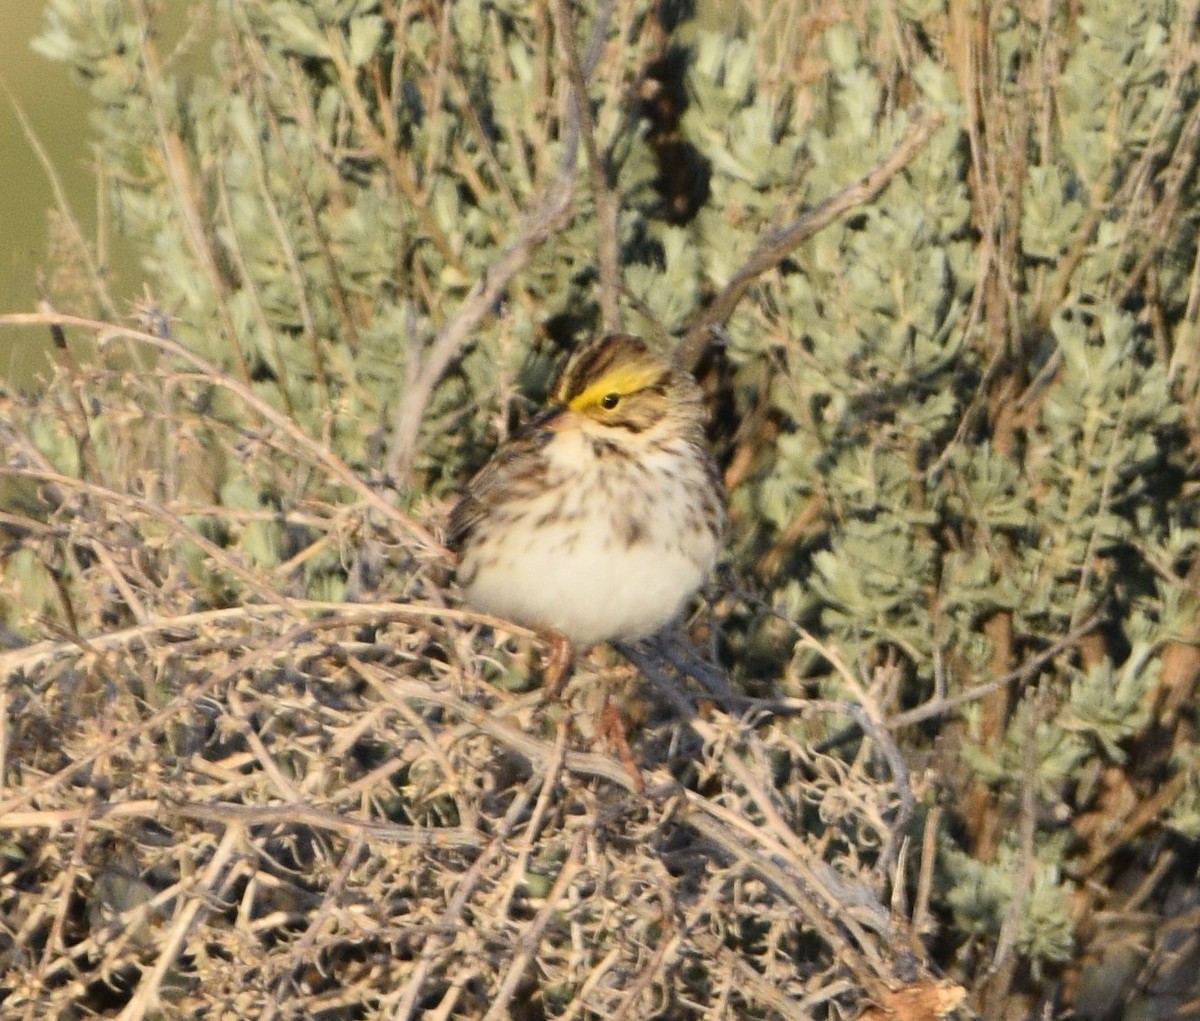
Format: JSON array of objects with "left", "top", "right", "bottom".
[{"left": 448, "top": 333, "right": 726, "bottom": 714}]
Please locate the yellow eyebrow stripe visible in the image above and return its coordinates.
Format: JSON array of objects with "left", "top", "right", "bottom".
[{"left": 567, "top": 363, "right": 664, "bottom": 412}]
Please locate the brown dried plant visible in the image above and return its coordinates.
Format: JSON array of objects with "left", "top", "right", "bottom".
[{"left": 0, "top": 2, "right": 946, "bottom": 1011}]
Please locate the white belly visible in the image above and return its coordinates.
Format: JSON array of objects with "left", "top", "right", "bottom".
[{"left": 461, "top": 521, "right": 712, "bottom": 646}]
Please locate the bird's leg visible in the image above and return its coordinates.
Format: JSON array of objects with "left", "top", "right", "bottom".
[
  {"left": 600, "top": 695, "right": 645, "bottom": 794},
  {"left": 540, "top": 635, "right": 643, "bottom": 792},
  {"left": 542, "top": 630, "right": 575, "bottom": 697}
]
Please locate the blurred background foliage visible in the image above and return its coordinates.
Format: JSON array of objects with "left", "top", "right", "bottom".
[
  {"left": 4, "top": 0, "right": 1200, "bottom": 1018},
  {"left": 0, "top": 0, "right": 118, "bottom": 384}
]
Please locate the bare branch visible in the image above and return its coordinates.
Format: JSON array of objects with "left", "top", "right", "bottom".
[
  {"left": 116, "top": 827, "right": 242, "bottom": 1020},
  {"left": 384, "top": 2, "right": 616, "bottom": 483},
  {"left": 0, "top": 311, "right": 439, "bottom": 551},
  {"left": 678, "top": 110, "right": 945, "bottom": 371},
  {"left": 0, "top": 80, "right": 116, "bottom": 318},
  {"left": 554, "top": 0, "right": 622, "bottom": 332},
  {"left": 128, "top": 0, "right": 251, "bottom": 382}
]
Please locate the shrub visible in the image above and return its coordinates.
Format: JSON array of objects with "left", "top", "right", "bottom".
[{"left": 3, "top": 0, "right": 1198, "bottom": 1018}]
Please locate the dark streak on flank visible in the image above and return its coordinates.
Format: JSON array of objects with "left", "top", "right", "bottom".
[{"left": 617, "top": 514, "right": 646, "bottom": 546}]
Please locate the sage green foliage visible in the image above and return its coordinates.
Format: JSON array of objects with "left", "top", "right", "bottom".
[
  {"left": 36, "top": 0, "right": 646, "bottom": 475},
  {"left": 666, "top": 0, "right": 1197, "bottom": 1000},
  {"left": 22, "top": 0, "right": 1200, "bottom": 1010}
]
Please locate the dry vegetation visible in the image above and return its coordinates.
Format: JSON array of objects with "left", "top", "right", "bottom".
[
  {"left": 0, "top": 319, "right": 942, "bottom": 1018},
  {"left": 3, "top": 0, "right": 1200, "bottom": 1019}
]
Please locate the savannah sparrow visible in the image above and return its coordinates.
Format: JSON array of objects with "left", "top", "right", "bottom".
[{"left": 448, "top": 333, "right": 725, "bottom": 669}]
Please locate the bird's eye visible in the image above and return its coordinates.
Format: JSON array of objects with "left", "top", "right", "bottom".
[{"left": 600, "top": 393, "right": 620, "bottom": 410}]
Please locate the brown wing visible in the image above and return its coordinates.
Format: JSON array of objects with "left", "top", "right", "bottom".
[
  {"left": 446, "top": 490, "right": 483, "bottom": 553},
  {"left": 446, "top": 425, "right": 553, "bottom": 552}
]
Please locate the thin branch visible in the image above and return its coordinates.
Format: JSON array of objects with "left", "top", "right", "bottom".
[
  {"left": 0, "top": 798, "right": 483, "bottom": 848},
  {"left": 116, "top": 826, "right": 242, "bottom": 1021},
  {"left": 554, "top": 0, "right": 622, "bottom": 332},
  {"left": 322, "top": 24, "right": 461, "bottom": 270},
  {"left": 1, "top": 465, "right": 298, "bottom": 611},
  {"left": 352, "top": 656, "right": 642, "bottom": 792},
  {"left": 482, "top": 831, "right": 586, "bottom": 1021},
  {"left": 0, "top": 598, "right": 528, "bottom": 680},
  {"left": 128, "top": 0, "right": 250, "bottom": 381},
  {"left": 0, "top": 622, "right": 313, "bottom": 819},
  {"left": 983, "top": 686, "right": 1041, "bottom": 1016},
  {"left": 0, "top": 78, "right": 116, "bottom": 318},
  {"left": 678, "top": 110, "right": 945, "bottom": 371},
  {"left": 884, "top": 612, "right": 1102, "bottom": 730},
  {"left": 0, "top": 311, "right": 439, "bottom": 551},
  {"left": 384, "top": 786, "right": 537, "bottom": 1021},
  {"left": 269, "top": 831, "right": 368, "bottom": 1006},
  {"left": 619, "top": 647, "right": 895, "bottom": 988},
  {"left": 213, "top": 166, "right": 297, "bottom": 418},
  {"left": 383, "top": 1, "right": 615, "bottom": 483}
]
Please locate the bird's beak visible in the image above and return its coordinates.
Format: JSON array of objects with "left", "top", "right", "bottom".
[{"left": 530, "top": 406, "right": 575, "bottom": 436}]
